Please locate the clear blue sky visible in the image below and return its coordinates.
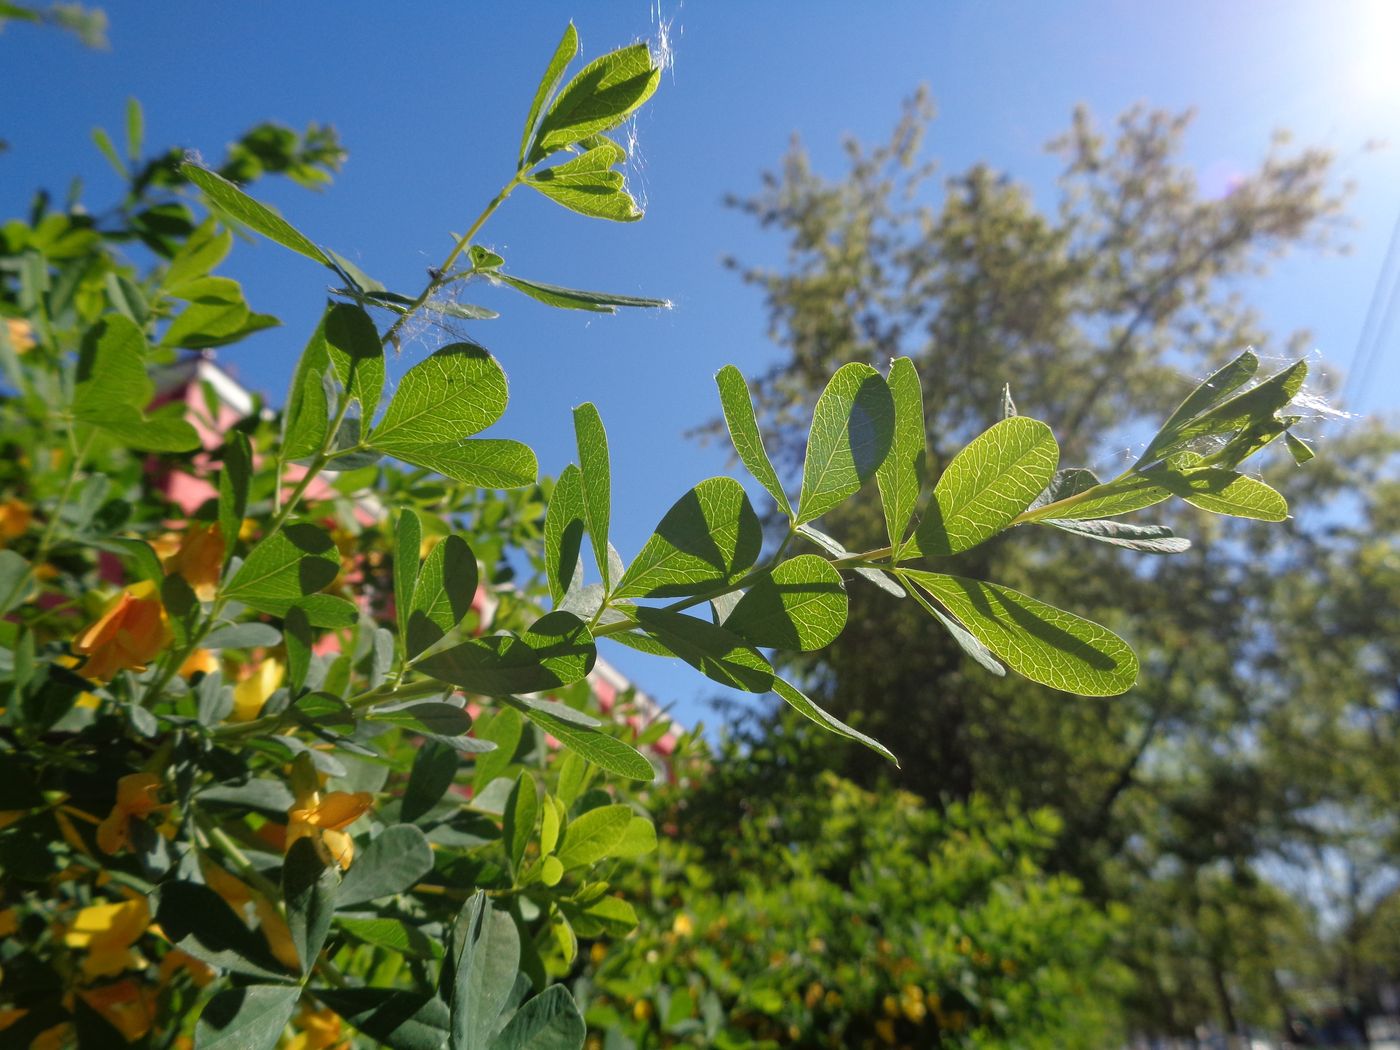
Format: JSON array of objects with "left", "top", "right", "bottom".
[{"left": 4, "top": 1, "right": 1398, "bottom": 730}]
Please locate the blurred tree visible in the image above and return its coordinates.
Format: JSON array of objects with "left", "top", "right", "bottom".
[{"left": 719, "top": 93, "right": 1400, "bottom": 1034}]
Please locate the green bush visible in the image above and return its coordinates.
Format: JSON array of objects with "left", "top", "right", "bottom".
[{"left": 581, "top": 722, "right": 1130, "bottom": 1049}]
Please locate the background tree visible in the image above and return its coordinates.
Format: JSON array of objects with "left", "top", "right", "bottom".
[{"left": 720, "top": 93, "right": 1400, "bottom": 1034}]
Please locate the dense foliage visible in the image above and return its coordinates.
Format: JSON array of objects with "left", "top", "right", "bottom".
[{"left": 0, "top": 19, "right": 1324, "bottom": 1050}]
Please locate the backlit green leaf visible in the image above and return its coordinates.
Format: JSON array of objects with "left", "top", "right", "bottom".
[
  {"left": 532, "top": 42, "right": 660, "bottom": 159},
  {"left": 1160, "top": 467, "right": 1288, "bottom": 521},
  {"left": 876, "top": 357, "right": 926, "bottom": 555},
  {"left": 395, "top": 509, "right": 422, "bottom": 644},
  {"left": 614, "top": 477, "right": 762, "bottom": 599},
  {"left": 632, "top": 607, "right": 774, "bottom": 693},
  {"left": 724, "top": 554, "right": 847, "bottom": 652},
  {"left": 573, "top": 403, "right": 612, "bottom": 590},
  {"left": 911, "top": 416, "right": 1058, "bottom": 557},
  {"left": 417, "top": 611, "right": 595, "bottom": 695},
  {"left": 544, "top": 464, "right": 586, "bottom": 605},
  {"left": 492, "top": 272, "right": 668, "bottom": 313},
  {"left": 407, "top": 534, "right": 478, "bottom": 658},
  {"left": 519, "top": 23, "right": 580, "bottom": 164},
  {"left": 903, "top": 570, "right": 1137, "bottom": 696},
  {"left": 796, "top": 362, "right": 895, "bottom": 525},
  {"left": 528, "top": 140, "right": 641, "bottom": 221},
  {"left": 556, "top": 803, "right": 631, "bottom": 869},
  {"left": 370, "top": 343, "right": 508, "bottom": 448},
  {"left": 384, "top": 439, "right": 537, "bottom": 489},
  {"left": 324, "top": 303, "right": 385, "bottom": 420},
  {"left": 223, "top": 523, "right": 339, "bottom": 616},
  {"left": 518, "top": 708, "right": 655, "bottom": 781},
  {"left": 182, "top": 162, "right": 331, "bottom": 266},
  {"left": 771, "top": 676, "right": 898, "bottom": 765},
  {"left": 715, "top": 364, "right": 793, "bottom": 518}
]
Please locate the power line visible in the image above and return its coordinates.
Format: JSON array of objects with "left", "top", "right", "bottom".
[{"left": 1345, "top": 207, "right": 1400, "bottom": 408}]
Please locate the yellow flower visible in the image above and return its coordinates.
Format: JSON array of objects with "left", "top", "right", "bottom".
[
  {"left": 631, "top": 1000, "right": 653, "bottom": 1023},
  {"left": 671, "top": 912, "right": 694, "bottom": 937},
  {"left": 901, "top": 997, "right": 926, "bottom": 1024},
  {"left": 163, "top": 522, "right": 225, "bottom": 602},
  {"left": 78, "top": 979, "right": 155, "bottom": 1042},
  {"left": 73, "top": 582, "right": 172, "bottom": 682},
  {"left": 97, "top": 773, "right": 169, "bottom": 856},
  {"left": 3, "top": 318, "right": 35, "bottom": 354},
  {"left": 589, "top": 941, "right": 607, "bottom": 965},
  {"left": 286, "top": 1003, "right": 349, "bottom": 1050},
  {"left": 0, "top": 498, "right": 31, "bottom": 542},
  {"left": 0, "top": 1006, "right": 28, "bottom": 1031},
  {"left": 287, "top": 789, "right": 372, "bottom": 870},
  {"left": 179, "top": 648, "right": 219, "bottom": 678},
  {"left": 157, "top": 948, "right": 214, "bottom": 988},
  {"left": 64, "top": 898, "right": 149, "bottom": 980},
  {"left": 30, "top": 1022, "right": 71, "bottom": 1050},
  {"left": 0, "top": 907, "right": 18, "bottom": 937},
  {"left": 875, "top": 1018, "right": 897, "bottom": 1045},
  {"left": 230, "top": 659, "right": 285, "bottom": 722}
]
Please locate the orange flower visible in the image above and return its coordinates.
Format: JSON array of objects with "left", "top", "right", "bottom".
[
  {"left": 229, "top": 658, "right": 284, "bottom": 722},
  {"left": 30, "top": 1022, "right": 71, "bottom": 1050},
  {"left": 64, "top": 898, "right": 149, "bottom": 980},
  {"left": 0, "top": 498, "right": 30, "bottom": 542},
  {"left": 78, "top": 980, "right": 156, "bottom": 1042},
  {"left": 157, "top": 948, "right": 214, "bottom": 989},
  {"left": 287, "top": 789, "right": 373, "bottom": 870},
  {"left": 178, "top": 648, "right": 219, "bottom": 678},
  {"left": 3, "top": 318, "right": 34, "bottom": 354},
  {"left": 200, "top": 859, "right": 300, "bottom": 973},
  {"left": 286, "top": 1003, "right": 350, "bottom": 1050},
  {"left": 73, "top": 582, "right": 172, "bottom": 681},
  {"left": 163, "top": 522, "right": 225, "bottom": 602},
  {"left": 97, "top": 773, "right": 169, "bottom": 856}
]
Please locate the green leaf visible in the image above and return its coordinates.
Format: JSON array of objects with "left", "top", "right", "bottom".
[
  {"left": 161, "top": 297, "right": 251, "bottom": 350},
  {"left": 1142, "top": 356, "right": 1306, "bottom": 465},
  {"left": 724, "top": 554, "right": 847, "bottom": 651},
  {"left": 283, "top": 837, "right": 338, "bottom": 976},
  {"left": 796, "top": 362, "right": 895, "bottom": 525},
  {"left": 315, "top": 989, "right": 450, "bottom": 1050},
  {"left": 402, "top": 739, "right": 460, "bottom": 824},
  {"left": 324, "top": 303, "right": 385, "bottom": 420},
  {"left": 1025, "top": 472, "right": 1172, "bottom": 522},
  {"left": 714, "top": 364, "right": 793, "bottom": 518},
  {"left": 519, "top": 707, "right": 655, "bottom": 782},
  {"left": 771, "top": 676, "right": 898, "bottom": 765},
  {"left": 794, "top": 523, "right": 904, "bottom": 597},
  {"left": 472, "top": 708, "right": 523, "bottom": 791},
  {"left": 1160, "top": 467, "right": 1288, "bottom": 521},
  {"left": 72, "top": 316, "right": 201, "bottom": 451},
  {"left": 195, "top": 985, "right": 300, "bottom": 1050},
  {"left": 519, "top": 22, "right": 580, "bottom": 164},
  {"left": 282, "top": 317, "right": 331, "bottom": 460},
  {"left": 492, "top": 272, "right": 668, "bottom": 314},
  {"left": 91, "top": 126, "right": 126, "bottom": 178},
  {"left": 614, "top": 477, "right": 762, "bottom": 599},
  {"left": 284, "top": 607, "right": 312, "bottom": 694},
  {"left": 125, "top": 97, "right": 144, "bottom": 159},
  {"left": 407, "top": 535, "right": 478, "bottom": 658},
  {"left": 876, "top": 357, "right": 926, "bottom": 555},
  {"left": 182, "top": 162, "right": 331, "bottom": 266},
  {"left": 223, "top": 523, "right": 339, "bottom": 616},
  {"left": 291, "top": 593, "right": 360, "bottom": 629},
  {"left": 573, "top": 403, "right": 612, "bottom": 590},
  {"left": 371, "top": 701, "right": 474, "bottom": 738},
  {"left": 370, "top": 343, "right": 508, "bottom": 448},
  {"left": 337, "top": 824, "right": 436, "bottom": 907},
  {"left": 166, "top": 220, "right": 233, "bottom": 287},
  {"left": 156, "top": 882, "right": 291, "bottom": 980},
  {"left": 911, "top": 416, "right": 1058, "bottom": 557},
  {"left": 544, "top": 464, "right": 586, "bottom": 605},
  {"left": 541, "top": 796, "right": 563, "bottom": 856},
  {"left": 491, "top": 985, "right": 587, "bottom": 1050},
  {"left": 903, "top": 570, "right": 1138, "bottom": 696},
  {"left": 1147, "top": 350, "right": 1260, "bottom": 458},
  {"left": 217, "top": 431, "right": 252, "bottom": 564},
  {"left": 528, "top": 141, "right": 642, "bottom": 222},
  {"left": 447, "top": 893, "right": 520, "bottom": 1050},
  {"left": 395, "top": 509, "right": 422, "bottom": 644},
  {"left": 612, "top": 816, "right": 658, "bottom": 858},
  {"left": 383, "top": 439, "right": 537, "bottom": 489},
  {"left": 1043, "top": 518, "right": 1192, "bottom": 553},
  {"left": 1285, "top": 431, "right": 1316, "bottom": 464},
  {"left": 898, "top": 572, "right": 1006, "bottom": 676},
  {"left": 632, "top": 607, "right": 773, "bottom": 693},
  {"left": 337, "top": 917, "right": 443, "bottom": 959},
  {"left": 417, "top": 611, "right": 595, "bottom": 695},
  {"left": 503, "top": 772, "right": 538, "bottom": 873},
  {"left": 555, "top": 803, "right": 631, "bottom": 869},
  {"left": 531, "top": 42, "right": 660, "bottom": 159}
]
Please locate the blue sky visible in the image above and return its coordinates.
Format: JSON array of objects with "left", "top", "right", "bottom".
[{"left": 3, "top": 1, "right": 1398, "bottom": 731}]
